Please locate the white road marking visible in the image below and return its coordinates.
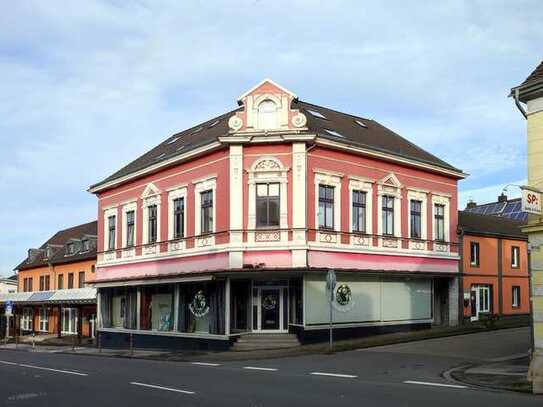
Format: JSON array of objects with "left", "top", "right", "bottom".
[
  {"left": 18, "top": 363, "right": 88, "bottom": 376},
  {"left": 130, "top": 382, "right": 195, "bottom": 395},
  {"left": 404, "top": 380, "right": 467, "bottom": 389},
  {"left": 243, "top": 366, "right": 278, "bottom": 372},
  {"left": 310, "top": 372, "right": 358, "bottom": 379},
  {"left": 191, "top": 362, "right": 221, "bottom": 367},
  {"left": 0, "top": 360, "right": 18, "bottom": 366}
]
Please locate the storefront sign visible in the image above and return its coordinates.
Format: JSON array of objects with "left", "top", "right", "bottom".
[
  {"left": 189, "top": 290, "right": 210, "bottom": 318},
  {"left": 521, "top": 186, "right": 542, "bottom": 215},
  {"left": 333, "top": 284, "right": 355, "bottom": 312}
]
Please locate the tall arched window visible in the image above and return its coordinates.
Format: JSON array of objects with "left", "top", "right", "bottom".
[{"left": 257, "top": 100, "right": 278, "bottom": 129}]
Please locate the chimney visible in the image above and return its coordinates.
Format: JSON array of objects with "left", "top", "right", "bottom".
[{"left": 466, "top": 200, "right": 477, "bottom": 209}]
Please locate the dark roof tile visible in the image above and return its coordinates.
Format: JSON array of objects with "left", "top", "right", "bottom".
[{"left": 458, "top": 211, "right": 527, "bottom": 240}]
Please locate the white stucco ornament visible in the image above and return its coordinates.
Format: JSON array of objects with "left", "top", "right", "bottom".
[
  {"left": 228, "top": 115, "right": 243, "bottom": 131},
  {"left": 291, "top": 112, "right": 307, "bottom": 128}
]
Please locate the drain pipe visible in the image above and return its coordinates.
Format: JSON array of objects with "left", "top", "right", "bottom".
[{"left": 513, "top": 88, "right": 527, "bottom": 119}]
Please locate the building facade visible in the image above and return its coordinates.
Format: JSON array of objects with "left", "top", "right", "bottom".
[
  {"left": 458, "top": 211, "right": 529, "bottom": 322},
  {"left": 511, "top": 60, "right": 543, "bottom": 393},
  {"left": 89, "top": 80, "right": 465, "bottom": 349},
  {"left": 3, "top": 221, "right": 98, "bottom": 339},
  {"left": 0, "top": 275, "right": 17, "bottom": 294}
]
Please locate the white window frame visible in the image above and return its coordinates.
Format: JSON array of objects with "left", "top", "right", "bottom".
[
  {"left": 431, "top": 194, "right": 451, "bottom": 252},
  {"left": 103, "top": 206, "right": 118, "bottom": 261},
  {"left": 376, "top": 173, "right": 402, "bottom": 248},
  {"left": 407, "top": 189, "right": 428, "bottom": 250},
  {"left": 470, "top": 241, "right": 480, "bottom": 266},
  {"left": 141, "top": 183, "right": 162, "bottom": 256},
  {"left": 348, "top": 177, "right": 373, "bottom": 247},
  {"left": 39, "top": 307, "right": 49, "bottom": 332},
  {"left": 512, "top": 286, "right": 520, "bottom": 308},
  {"left": 21, "top": 308, "right": 33, "bottom": 331},
  {"left": 314, "top": 169, "right": 343, "bottom": 245},
  {"left": 167, "top": 185, "right": 188, "bottom": 252},
  {"left": 248, "top": 157, "right": 289, "bottom": 244},
  {"left": 194, "top": 176, "right": 217, "bottom": 247},
  {"left": 512, "top": 246, "right": 520, "bottom": 268},
  {"left": 121, "top": 201, "right": 137, "bottom": 258},
  {"left": 61, "top": 307, "right": 78, "bottom": 335}
]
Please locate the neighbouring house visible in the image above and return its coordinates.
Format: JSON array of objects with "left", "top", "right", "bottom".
[
  {"left": 2, "top": 221, "right": 98, "bottom": 339},
  {"left": 458, "top": 211, "right": 529, "bottom": 323},
  {"left": 88, "top": 79, "right": 466, "bottom": 350},
  {"left": 465, "top": 193, "right": 528, "bottom": 223},
  {"left": 0, "top": 275, "right": 17, "bottom": 294}
]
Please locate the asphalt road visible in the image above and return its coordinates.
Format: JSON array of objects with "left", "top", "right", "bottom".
[{"left": 0, "top": 327, "right": 539, "bottom": 406}]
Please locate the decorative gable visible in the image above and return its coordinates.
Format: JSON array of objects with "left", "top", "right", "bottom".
[
  {"left": 228, "top": 78, "right": 307, "bottom": 133},
  {"left": 377, "top": 173, "right": 402, "bottom": 197},
  {"left": 141, "top": 182, "right": 161, "bottom": 199}
]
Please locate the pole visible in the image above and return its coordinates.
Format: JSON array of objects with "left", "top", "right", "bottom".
[
  {"left": 329, "top": 296, "right": 333, "bottom": 353},
  {"left": 5, "top": 316, "right": 8, "bottom": 345}
]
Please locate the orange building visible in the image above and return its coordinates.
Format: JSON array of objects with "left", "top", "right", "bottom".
[
  {"left": 6, "top": 221, "right": 98, "bottom": 339},
  {"left": 458, "top": 211, "right": 529, "bottom": 322}
]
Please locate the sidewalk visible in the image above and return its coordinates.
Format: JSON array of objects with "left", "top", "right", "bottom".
[{"left": 448, "top": 355, "right": 532, "bottom": 393}]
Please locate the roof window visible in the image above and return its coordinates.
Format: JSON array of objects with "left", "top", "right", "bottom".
[
  {"left": 355, "top": 120, "right": 367, "bottom": 128},
  {"left": 324, "top": 129, "right": 345, "bottom": 138},
  {"left": 167, "top": 137, "right": 179, "bottom": 144},
  {"left": 208, "top": 120, "right": 220, "bottom": 128},
  {"left": 306, "top": 109, "right": 327, "bottom": 119},
  {"left": 155, "top": 153, "right": 166, "bottom": 160}
]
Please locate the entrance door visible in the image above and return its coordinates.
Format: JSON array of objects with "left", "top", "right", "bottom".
[
  {"left": 470, "top": 285, "right": 490, "bottom": 321},
  {"left": 260, "top": 289, "right": 280, "bottom": 330}
]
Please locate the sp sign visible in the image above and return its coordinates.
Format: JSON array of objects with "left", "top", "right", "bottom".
[{"left": 521, "top": 187, "right": 542, "bottom": 215}]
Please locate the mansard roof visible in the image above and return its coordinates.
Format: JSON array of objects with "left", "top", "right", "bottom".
[
  {"left": 16, "top": 220, "right": 97, "bottom": 271},
  {"left": 90, "top": 81, "right": 463, "bottom": 192}
]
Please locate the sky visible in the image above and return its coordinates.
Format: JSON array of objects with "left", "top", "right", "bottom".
[{"left": 1, "top": 1, "right": 541, "bottom": 277}]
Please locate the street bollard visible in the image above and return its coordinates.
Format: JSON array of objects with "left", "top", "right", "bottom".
[
  {"left": 72, "top": 335, "right": 75, "bottom": 351},
  {"left": 129, "top": 333, "right": 134, "bottom": 357},
  {"left": 32, "top": 332, "right": 35, "bottom": 350}
]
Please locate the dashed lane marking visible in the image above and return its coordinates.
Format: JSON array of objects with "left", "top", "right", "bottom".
[
  {"left": 403, "top": 380, "right": 467, "bottom": 389},
  {"left": 310, "top": 372, "right": 358, "bottom": 379},
  {"left": 17, "top": 363, "right": 88, "bottom": 376},
  {"left": 191, "top": 362, "right": 221, "bottom": 367},
  {"left": 130, "top": 382, "right": 195, "bottom": 395},
  {"left": 243, "top": 366, "right": 278, "bottom": 372}
]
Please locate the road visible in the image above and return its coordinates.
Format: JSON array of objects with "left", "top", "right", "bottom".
[{"left": 0, "top": 327, "right": 539, "bottom": 406}]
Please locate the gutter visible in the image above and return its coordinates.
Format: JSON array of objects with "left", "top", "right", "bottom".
[{"left": 512, "top": 87, "right": 528, "bottom": 119}]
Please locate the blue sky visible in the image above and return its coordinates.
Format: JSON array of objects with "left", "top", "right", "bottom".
[{"left": 1, "top": 1, "right": 541, "bottom": 277}]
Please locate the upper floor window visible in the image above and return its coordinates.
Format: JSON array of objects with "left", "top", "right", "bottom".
[
  {"left": 126, "top": 210, "right": 135, "bottom": 247},
  {"left": 79, "top": 271, "right": 85, "bottom": 288},
  {"left": 58, "top": 274, "right": 64, "bottom": 290},
  {"left": 148, "top": 205, "right": 158, "bottom": 244},
  {"left": 512, "top": 286, "right": 520, "bottom": 308},
  {"left": 81, "top": 239, "right": 89, "bottom": 252},
  {"left": 511, "top": 246, "right": 520, "bottom": 268},
  {"left": 173, "top": 198, "right": 185, "bottom": 239},
  {"left": 23, "top": 277, "right": 33, "bottom": 292},
  {"left": 68, "top": 273, "right": 74, "bottom": 289},
  {"left": 256, "top": 183, "right": 280, "bottom": 228},
  {"left": 382, "top": 195, "right": 394, "bottom": 236},
  {"left": 257, "top": 100, "right": 278, "bottom": 129},
  {"left": 66, "top": 242, "right": 75, "bottom": 255},
  {"left": 39, "top": 276, "right": 45, "bottom": 291},
  {"left": 352, "top": 190, "right": 366, "bottom": 233},
  {"left": 410, "top": 200, "right": 422, "bottom": 239},
  {"left": 201, "top": 190, "right": 214, "bottom": 234},
  {"left": 318, "top": 185, "right": 335, "bottom": 230},
  {"left": 470, "top": 241, "right": 480, "bottom": 266},
  {"left": 434, "top": 204, "right": 445, "bottom": 241},
  {"left": 108, "top": 215, "right": 116, "bottom": 251}
]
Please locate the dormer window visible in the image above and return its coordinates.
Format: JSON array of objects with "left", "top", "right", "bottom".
[
  {"left": 66, "top": 242, "right": 75, "bottom": 256},
  {"left": 81, "top": 239, "right": 89, "bottom": 252},
  {"left": 257, "top": 100, "right": 278, "bottom": 130},
  {"left": 46, "top": 247, "right": 54, "bottom": 259}
]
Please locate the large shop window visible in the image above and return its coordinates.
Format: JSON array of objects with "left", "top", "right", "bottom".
[
  {"left": 434, "top": 204, "right": 445, "bottom": 241},
  {"left": 140, "top": 285, "right": 175, "bottom": 332},
  {"left": 108, "top": 215, "right": 116, "bottom": 250},
  {"left": 410, "top": 200, "right": 422, "bottom": 239},
  {"left": 201, "top": 190, "right": 214, "bottom": 234},
  {"left": 126, "top": 210, "right": 135, "bottom": 247},
  {"left": 318, "top": 185, "right": 335, "bottom": 229},
  {"left": 173, "top": 197, "right": 185, "bottom": 239},
  {"left": 100, "top": 287, "right": 137, "bottom": 330},
  {"left": 382, "top": 195, "right": 395, "bottom": 236},
  {"left": 148, "top": 205, "right": 158, "bottom": 243},
  {"left": 352, "top": 190, "right": 366, "bottom": 233},
  {"left": 256, "top": 183, "right": 280, "bottom": 228},
  {"left": 178, "top": 281, "right": 225, "bottom": 335}
]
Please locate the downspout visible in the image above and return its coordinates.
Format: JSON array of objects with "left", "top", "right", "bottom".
[{"left": 513, "top": 88, "right": 528, "bottom": 119}]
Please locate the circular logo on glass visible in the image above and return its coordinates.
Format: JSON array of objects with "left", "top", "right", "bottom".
[
  {"left": 189, "top": 290, "right": 210, "bottom": 318},
  {"left": 336, "top": 284, "right": 352, "bottom": 306},
  {"left": 262, "top": 295, "right": 277, "bottom": 311}
]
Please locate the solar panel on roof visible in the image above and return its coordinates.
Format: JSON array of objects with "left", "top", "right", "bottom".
[{"left": 306, "top": 109, "right": 327, "bottom": 119}]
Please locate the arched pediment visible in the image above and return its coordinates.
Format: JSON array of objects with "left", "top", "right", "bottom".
[{"left": 250, "top": 156, "right": 285, "bottom": 172}]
